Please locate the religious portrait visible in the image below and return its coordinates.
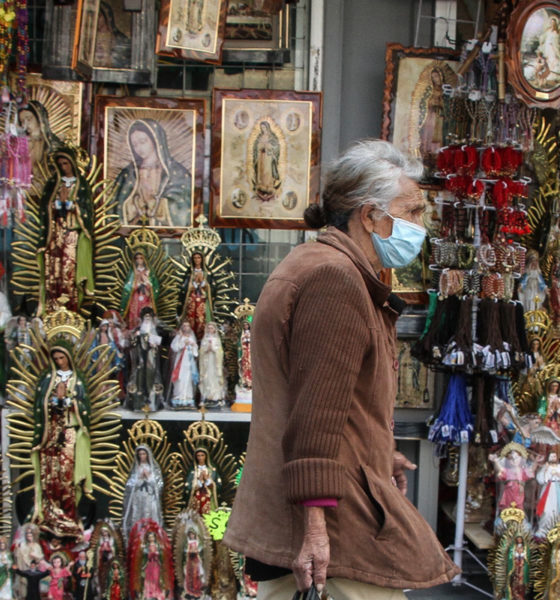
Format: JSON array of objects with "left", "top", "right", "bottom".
[
  {"left": 211, "top": 89, "right": 322, "bottom": 229},
  {"left": 394, "top": 340, "right": 434, "bottom": 409},
  {"left": 381, "top": 44, "right": 459, "bottom": 172},
  {"left": 10, "top": 73, "right": 82, "bottom": 194},
  {"left": 157, "top": 0, "right": 228, "bottom": 63},
  {"left": 93, "top": 0, "right": 133, "bottom": 69},
  {"left": 74, "top": 0, "right": 100, "bottom": 69},
  {"left": 95, "top": 96, "right": 205, "bottom": 231}
]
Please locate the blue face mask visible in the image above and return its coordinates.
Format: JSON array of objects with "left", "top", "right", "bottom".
[{"left": 371, "top": 212, "right": 426, "bottom": 269}]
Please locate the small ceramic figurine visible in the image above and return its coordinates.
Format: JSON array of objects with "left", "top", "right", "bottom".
[
  {"left": 507, "top": 535, "right": 530, "bottom": 600},
  {"left": 185, "top": 448, "right": 221, "bottom": 516},
  {"left": 181, "top": 252, "right": 213, "bottom": 343},
  {"left": 198, "top": 322, "right": 224, "bottom": 408},
  {"left": 538, "top": 378, "right": 560, "bottom": 433},
  {"left": 106, "top": 560, "right": 125, "bottom": 600},
  {"left": 126, "top": 307, "right": 164, "bottom": 411},
  {"left": 120, "top": 252, "right": 160, "bottom": 330},
  {"left": 0, "top": 536, "right": 12, "bottom": 600},
  {"left": 12, "top": 559, "right": 49, "bottom": 600},
  {"left": 489, "top": 442, "right": 536, "bottom": 514},
  {"left": 238, "top": 320, "right": 252, "bottom": 391},
  {"left": 518, "top": 249, "right": 548, "bottom": 312},
  {"left": 122, "top": 446, "right": 164, "bottom": 542},
  {"left": 536, "top": 450, "right": 560, "bottom": 536},
  {"left": 13, "top": 524, "right": 44, "bottom": 600},
  {"left": 46, "top": 553, "right": 73, "bottom": 600},
  {"left": 71, "top": 549, "right": 92, "bottom": 600},
  {"left": 168, "top": 321, "right": 199, "bottom": 409}
]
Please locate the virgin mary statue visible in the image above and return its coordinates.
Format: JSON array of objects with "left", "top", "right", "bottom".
[{"left": 122, "top": 445, "right": 164, "bottom": 541}]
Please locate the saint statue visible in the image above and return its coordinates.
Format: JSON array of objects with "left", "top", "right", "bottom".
[
  {"left": 120, "top": 252, "right": 160, "bottom": 330},
  {"left": 489, "top": 443, "right": 535, "bottom": 515},
  {"left": 183, "top": 529, "right": 206, "bottom": 599},
  {"left": 538, "top": 378, "right": 560, "bottom": 433},
  {"left": 125, "top": 307, "right": 164, "bottom": 412},
  {"left": 238, "top": 320, "right": 252, "bottom": 391},
  {"left": 198, "top": 322, "right": 224, "bottom": 407},
  {"left": 122, "top": 445, "right": 164, "bottom": 542},
  {"left": 115, "top": 119, "right": 191, "bottom": 228},
  {"left": 13, "top": 524, "right": 44, "bottom": 600},
  {"left": 185, "top": 448, "right": 220, "bottom": 515},
  {"left": 0, "top": 537, "right": 12, "bottom": 600},
  {"left": 517, "top": 249, "right": 547, "bottom": 312},
  {"left": 181, "top": 252, "right": 212, "bottom": 343},
  {"left": 106, "top": 560, "right": 126, "bottom": 600},
  {"left": 30, "top": 342, "right": 91, "bottom": 540},
  {"left": 507, "top": 536, "right": 530, "bottom": 600},
  {"left": 536, "top": 450, "right": 560, "bottom": 536},
  {"left": 168, "top": 322, "right": 199, "bottom": 409},
  {"left": 37, "top": 147, "right": 94, "bottom": 314}
]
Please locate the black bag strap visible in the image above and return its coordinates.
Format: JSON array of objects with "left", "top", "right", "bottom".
[{"left": 291, "top": 585, "right": 321, "bottom": 600}]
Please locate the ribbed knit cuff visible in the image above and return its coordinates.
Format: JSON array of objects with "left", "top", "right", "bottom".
[{"left": 282, "top": 458, "right": 345, "bottom": 503}]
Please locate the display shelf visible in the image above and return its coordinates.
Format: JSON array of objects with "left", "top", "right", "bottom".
[
  {"left": 442, "top": 501, "right": 494, "bottom": 550},
  {"left": 117, "top": 407, "right": 252, "bottom": 422}
]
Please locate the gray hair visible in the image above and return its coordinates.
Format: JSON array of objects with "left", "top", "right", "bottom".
[{"left": 304, "top": 139, "right": 423, "bottom": 230}]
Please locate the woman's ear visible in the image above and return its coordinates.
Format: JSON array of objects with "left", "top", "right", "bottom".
[{"left": 360, "top": 204, "right": 376, "bottom": 234}]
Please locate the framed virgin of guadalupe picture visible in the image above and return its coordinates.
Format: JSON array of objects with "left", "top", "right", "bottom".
[
  {"left": 9, "top": 73, "right": 84, "bottom": 195},
  {"left": 506, "top": 0, "right": 560, "bottom": 108},
  {"left": 211, "top": 88, "right": 322, "bottom": 229},
  {"left": 156, "top": 0, "right": 228, "bottom": 63},
  {"left": 380, "top": 43, "right": 460, "bottom": 175},
  {"left": 94, "top": 96, "right": 205, "bottom": 234}
]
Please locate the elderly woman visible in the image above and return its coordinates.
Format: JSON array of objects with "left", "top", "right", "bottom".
[{"left": 224, "top": 140, "right": 458, "bottom": 599}]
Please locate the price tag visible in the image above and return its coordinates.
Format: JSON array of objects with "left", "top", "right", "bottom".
[
  {"left": 490, "top": 430, "right": 498, "bottom": 444},
  {"left": 460, "top": 430, "right": 469, "bottom": 443},
  {"left": 203, "top": 510, "right": 231, "bottom": 541}
]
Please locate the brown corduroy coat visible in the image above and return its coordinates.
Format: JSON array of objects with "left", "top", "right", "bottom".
[{"left": 224, "top": 227, "right": 459, "bottom": 589}]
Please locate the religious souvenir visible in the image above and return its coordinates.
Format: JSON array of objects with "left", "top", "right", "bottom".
[
  {"left": 538, "top": 379, "right": 560, "bottom": 433},
  {"left": 94, "top": 95, "right": 204, "bottom": 231},
  {"left": 0, "top": 536, "right": 12, "bottom": 600},
  {"left": 89, "top": 520, "right": 125, "bottom": 600},
  {"left": 181, "top": 252, "right": 213, "bottom": 342},
  {"left": 6, "top": 309, "right": 122, "bottom": 544},
  {"left": 535, "top": 450, "right": 560, "bottom": 537},
  {"left": 6, "top": 315, "right": 33, "bottom": 367},
  {"left": 12, "top": 559, "right": 49, "bottom": 600},
  {"left": 534, "top": 525, "right": 560, "bottom": 600},
  {"left": 230, "top": 551, "right": 258, "bottom": 600},
  {"left": 105, "top": 560, "right": 126, "bottom": 600},
  {"left": 238, "top": 318, "right": 251, "bottom": 391},
  {"left": 125, "top": 307, "right": 165, "bottom": 412},
  {"left": 122, "top": 445, "right": 164, "bottom": 543},
  {"left": 12, "top": 73, "right": 82, "bottom": 193},
  {"left": 111, "top": 228, "right": 180, "bottom": 331},
  {"left": 179, "top": 421, "right": 237, "bottom": 515},
  {"left": 489, "top": 442, "right": 536, "bottom": 517},
  {"left": 11, "top": 146, "right": 121, "bottom": 318},
  {"left": 488, "top": 505, "right": 535, "bottom": 600},
  {"left": 168, "top": 321, "right": 199, "bottom": 409},
  {"left": 175, "top": 218, "right": 237, "bottom": 330},
  {"left": 198, "top": 322, "right": 225, "bottom": 408},
  {"left": 109, "top": 420, "right": 184, "bottom": 535},
  {"left": 172, "top": 511, "right": 212, "bottom": 600},
  {"left": 220, "top": 319, "right": 240, "bottom": 405},
  {"left": 13, "top": 524, "right": 44, "bottom": 600},
  {"left": 211, "top": 89, "right": 322, "bottom": 228},
  {"left": 127, "top": 519, "right": 173, "bottom": 600},
  {"left": 71, "top": 549, "right": 92, "bottom": 600},
  {"left": 46, "top": 552, "right": 72, "bottom": 600},
  {"left": 518, "top": 250, "right": 548, "bottom": 312}
]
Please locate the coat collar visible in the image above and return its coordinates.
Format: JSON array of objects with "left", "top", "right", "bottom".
[{"left": 317, "top": 227, "right": 406, "bottom": 314}]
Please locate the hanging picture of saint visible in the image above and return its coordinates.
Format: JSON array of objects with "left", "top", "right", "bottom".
[
  {"left": 211, "top": 89, "right": 322, "bottom": 229},
  {"left": 95, "top": 96, "right": 205, "bottom": 232}
]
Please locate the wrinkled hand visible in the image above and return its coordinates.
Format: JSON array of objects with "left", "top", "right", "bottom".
[
  {"left": 392, "top": 451, "right": 417, "bottom": 495},
  {"left": 292, "top": 506, "right": 329, "bottom": 593}
]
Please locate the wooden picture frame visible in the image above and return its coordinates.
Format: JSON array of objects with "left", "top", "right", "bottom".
[
  {"left": 156, "top": 0, "right": 228, "bottom": 64},
  {"left": 505, "top": 0, "right": 560, "bottom": 108},
  {"left": 380, "top": 43, "right": 460, "bottom": 174},
  {"left": 211, "top": 88, "right": 322, "bottom": 229},
  {"left": 222, "top": 1, "right": 291, "bottom": 64},
  {"left": 94, "top": 96, "right": 205, "bottom": 235},
  {"left": 71, "top": 0, "right": 155, "bottom": 84}
]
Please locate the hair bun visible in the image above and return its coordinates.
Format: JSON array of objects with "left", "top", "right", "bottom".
[{"left": 303, "top": 203, "right": 327, "bottom": 229}]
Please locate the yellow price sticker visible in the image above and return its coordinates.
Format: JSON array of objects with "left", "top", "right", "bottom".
[{"left": 203, "top": 510, "right": 230, "bottom": 541}]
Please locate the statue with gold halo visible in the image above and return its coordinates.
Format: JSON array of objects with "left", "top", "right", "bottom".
[
  {"left": 6, "top": 308, "right": 122, "bottom": 542},
  {"left": 180, "top": 420, "right": 237, "bottom": 515},
  {"left": 110, "top": 228, "right": 180, "bottom": 331},
  {"left": 11, "top": 145, "right": 121, "bottom": 318},
  {"left": 534, "top": 526, "right": 560, "bottom": 600},
  {"left": 488, "top": 506, "right": 535, "bottom": 600},
  {"left": 109, "top": 419, "right": 184, "bottom": 538},
  {"left": 175, "top": 217, "right": 238, "bottom": 333}
]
